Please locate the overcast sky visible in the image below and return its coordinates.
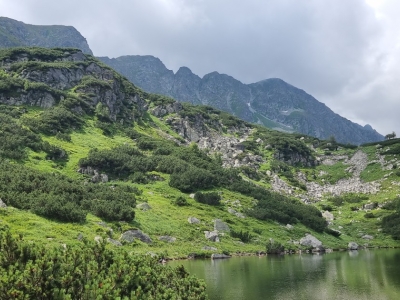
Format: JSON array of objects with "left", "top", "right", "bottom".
[{"left": 1, "top": 0, "right": 399, "bottom": 135}]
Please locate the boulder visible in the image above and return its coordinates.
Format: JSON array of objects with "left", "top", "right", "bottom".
[
  {"left": 137, "top": 202, "right": 152, "bottom": 211},
  {"left": 204, "top": 231, "right": 220, "bottom": 242},
  {"left": 348, "top": 242, "right": 359, "bottom": 250},
  {"left": 158, "top": 236, "right": 176, "bottom": 243},
  {"left": 300, "top": 234, "right": 324, "bottom": 251},
  {"left": 214, "top": 219, "right": 230, "bottom": 232},
  {"left": 211, "top": 253, "right": 231, "bottom": 259},
  {"left": 188, "top": 217, "right": 200, "bottom": 224},
  {"left": 121, "top": 229, "right": 152, "bottom": 244},
  {"left": 0, "top": 198, "right": 6, "bottom": 208},
  {"left": 363, "top": 203, "right": 377, "bottom": 210},
  {"left": 322, "top": 211, "right": 334, "bottom": 221},
  {"left": 362, "top": 235, "right": 374, "bottom": 240},
  {"left": 286, "top": 224, "right": 294, "bottom": 230}
]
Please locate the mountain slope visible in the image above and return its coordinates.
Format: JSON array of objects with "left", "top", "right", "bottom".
[
  {"left": 99, "top": 55, "right": 383, "bottom": 145},
  {"left": 0, "top": 17, "right": 93, "bottom": 54}
]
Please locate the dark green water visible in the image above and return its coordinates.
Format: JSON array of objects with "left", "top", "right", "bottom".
[{"left": 170, "top": 250, "right": 400, "bottom": 300}]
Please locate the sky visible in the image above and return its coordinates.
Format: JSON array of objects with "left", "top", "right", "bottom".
[{"left": 1, "top": 0, "right": 399, "bottom": 136}]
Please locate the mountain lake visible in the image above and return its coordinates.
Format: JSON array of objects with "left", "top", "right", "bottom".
[{"left": 170, "top": 249, "right": 400, "bottom": 300}]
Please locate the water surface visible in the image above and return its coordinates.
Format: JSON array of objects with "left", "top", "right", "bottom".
[{"left": 170, "top": 250, "right": 400, "bottom": 300}]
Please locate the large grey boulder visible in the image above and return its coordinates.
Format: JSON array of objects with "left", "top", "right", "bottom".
[
  {"left": 214, "top": 219, "right": 230, "bottom": 232},
  {"left": 0, "top": 198, "right": 6, "bottom": 208},
  {"left": 348, "top": 242, "right": 359, "bottom": 250},
  {"left": 204, "top": 231, "right": 220, "bottom": 242},
  {"left": 300, "top": 234, "right": 324, "bottom": 251},
  {"left": 121, "top": 229, "right": 152, "bottom": 244}
]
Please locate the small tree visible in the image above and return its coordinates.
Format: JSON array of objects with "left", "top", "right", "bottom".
[{"left": 385, "top": 131, "right": 396, "bottom": 140}]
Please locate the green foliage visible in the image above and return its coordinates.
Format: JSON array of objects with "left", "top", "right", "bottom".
[
  {"left": 328, "top": 194, "right": 368, "bottom": 206},
  {"left": 230, "top": 229, "right": 253, "bottom": 243},
  {"left": 266, "top": 239, "right": 285, "bottom": 254},
  {"left": 325, "top": 228, "right": 341, "bottom": 237},
  {"left": 381, "top": 198, "right": 400, "bottom": 240},
  {"left": 174, "top": 196, "right": 189, "bottom": 207},
  {"left": 364, "top": 212, "right": 375, "bottom": 218},
  {"left": 0, "top": 161, "right": 137, "bottom": 223},
  {"left": 194, "top": 192, "right": 221, "bottom": 206},
  {"left": 23, "top": 106, "right": 84, "bottom": 135},
  {"left": 0, "top": 113, "right": 42, "bottom": 159},
  {"left": 238, "top": 181, "right": 326, "bottom": 232},
  {"left": 0, "top": 227, "right": 207, "bottom": 299}
]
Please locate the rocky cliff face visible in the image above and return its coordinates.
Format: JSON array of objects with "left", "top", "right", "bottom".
[
  {"left": 0, "top": 17, "right": 93, "bottom": 55},
  {"left": 0, "top": 48, "right": 145, "bottom": 122},
  {"left": 99, "top": 55, "right": 383, "bottom": 145}
]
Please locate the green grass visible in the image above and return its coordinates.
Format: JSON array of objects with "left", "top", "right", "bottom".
[{"left": 315, "top": 161, "right": 351, "bottom": 184}]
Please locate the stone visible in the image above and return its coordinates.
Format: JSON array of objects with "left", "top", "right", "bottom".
[
  {"left": 107, "top": 238, "right": 122, "bottom": 246},
  {"left": 202, "top": 246, "right": 218, "bottom": 251},
  {"left": 362, "top": 235, "right": 374, "bottom": 240},
  {"left": 158, "top": 236, "right": 176, "bottom": 243},
  {"left": 94, "top": 236, "right": 102, "bottom": 243},
  {"left": 137, "top": 202, "right": 152, "bottom": 211},
  {"left": 322, "top": 211, "right": 334, "bottom": 221},
  {"left": 299, "top": 234, "right": 324, "bottom": 251},
  {"left": 286, "top": 224, "right": 294, "bottom": 230},
  {"left": 0, "top": 198, "right": 6, "bottom": 208},
  {"left": 77, "top": 233, "right": 84, "bottom": 241},
  {"left": 188, "top": 217, "right": 200, "bottom": 224},
  {"left": 211, "top": 253, "right": 231, "bottom": 259},
  {"left": 204, "top": 231, "right": 220, "bottom": 242},
  {"left": 121, "top": 229, "right": 152, "bottom": 244},
  {"left": 348, "top": 242, "right": 359, "bottom": 250},
  {"left": 189, "top": 194, "right": 195, "bottom": 199},
  {"left": 214, "top": 219, "right": 230, "bottom": 232},
  {"left": 363, "top": 203, "right": 377, "bottom": 210}
]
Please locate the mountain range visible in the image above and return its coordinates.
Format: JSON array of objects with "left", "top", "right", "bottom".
[{"left": 0, "top": 16, "right": 383, "bottom": 144}]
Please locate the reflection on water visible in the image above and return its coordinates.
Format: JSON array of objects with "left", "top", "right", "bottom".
[{"left": 170, "top": 250, "right": 400, "bottom": 300}]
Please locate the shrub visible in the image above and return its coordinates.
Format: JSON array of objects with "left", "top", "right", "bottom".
[
  {"left": 230, "top": 230, "right": 253, "bottom": 243},
  {"left": 174, "top": 196, "right": 189, "bottom": 206},
  {"left": 194, "top": 192, "right": 221, "bottom": 206},
  {"left": 364, "top": 212, "right": 375, "bottom": 218},
  {"left": 266, "top": 239, "right": 285, "bottom": 254}
]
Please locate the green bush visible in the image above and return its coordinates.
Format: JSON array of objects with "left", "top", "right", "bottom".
[
  {"left": 266, "top": 239, "right": 285, "bottom": 254},
  {"left": 194, "top": 192, "right": 221, "bottom": 206},
  {"left": 174, "top": 196, "right": 189, "bottom": 206},
  {"left": 230, "top": 230, "right": 253, "bottom": 243},
  {"left": 0, "top": 227, "right": 207, "bottom": 299}
]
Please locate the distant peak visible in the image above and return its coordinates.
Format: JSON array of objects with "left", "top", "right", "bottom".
[{"left": 176, "top": 66, "right": 193, "bottom": 75}]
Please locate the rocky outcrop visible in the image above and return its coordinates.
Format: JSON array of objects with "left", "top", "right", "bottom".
[
  {"left": 204, "top": 231, "right": 220, "bottom": 242},
  {"left": 0, "top": 198, "right": 6, "bottom": 208},
  {"left": 0, "top": 48, "right": 147, "bottom": 124}
]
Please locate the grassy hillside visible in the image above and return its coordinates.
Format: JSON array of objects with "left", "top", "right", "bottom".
[{"left": 0, "top": 47, "right": 399, "bottom": 262}]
